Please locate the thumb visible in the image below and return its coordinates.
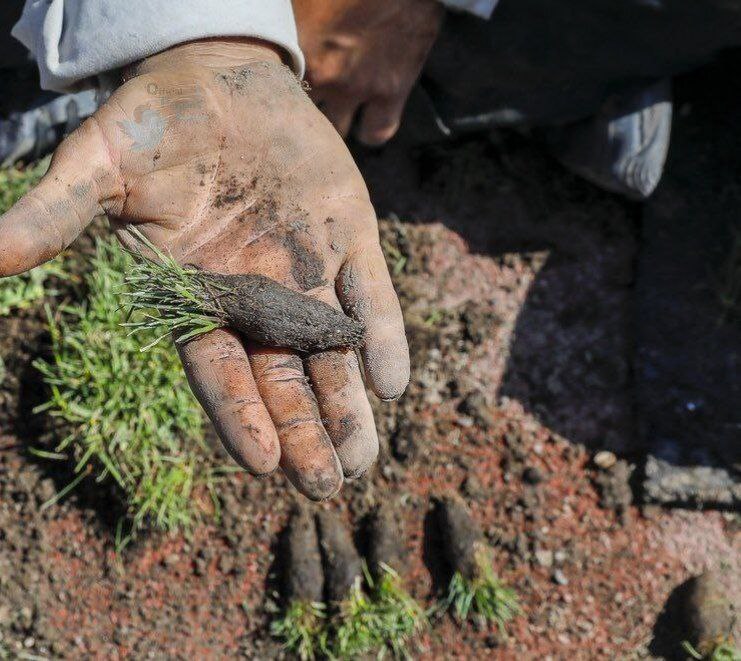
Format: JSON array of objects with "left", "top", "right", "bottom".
[{"left": 0, "top": 117, "right": 122, "bottom": 276}]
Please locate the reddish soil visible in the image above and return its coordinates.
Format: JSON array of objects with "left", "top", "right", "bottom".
[{"left": 1, "top": 124, "right": 738, "bottom": 659}]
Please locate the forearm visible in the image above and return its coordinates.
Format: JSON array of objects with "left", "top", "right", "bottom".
[{"left": 11, "top": 0, "right": 303, "bottom": 92}]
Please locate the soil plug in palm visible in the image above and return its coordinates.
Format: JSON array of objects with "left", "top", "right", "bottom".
[
  {"left": 270, "top": 505, "right": 326, "bottom": 661},
  {"left": 0, "top": 39, "right": 410, "bottom": 501},
  {"left": 124, "top": 228, "right": 365, "bottom": 353},
  {"left": 434, "top": 493, "right": 520, "bottom": 631}
]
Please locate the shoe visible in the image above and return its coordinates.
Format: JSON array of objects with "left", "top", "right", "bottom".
[
  {"left": 0, "top": 89, "right": 98, "bottom": 167},
  {"left": 545, "top": 79, "right": 673, "bottom": 200}
]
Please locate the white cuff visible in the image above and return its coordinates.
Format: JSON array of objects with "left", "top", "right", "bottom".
[
  {"left": 12, "top": 0, "right": 304, "bottom": 92},
  {"left": 439, "top": 0, "right": 499, "bottom": 20}
]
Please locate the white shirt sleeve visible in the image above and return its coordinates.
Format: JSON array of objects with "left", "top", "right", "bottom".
[
  {"left": 12, "top": 0, "right": 304, "bottom": 92},
  {"left": 438, "top": 0, "right": 499, "bottom": 20}
]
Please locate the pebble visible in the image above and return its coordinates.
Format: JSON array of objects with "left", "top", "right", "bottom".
[
  {"left": 218, "top": 554, "right": 234, "bottom": 575},
  {"left": 163, "top": 553, "right": 180, "bottom": 568},
  {"left": 523, "top": 466, "right": 544, "bottom": 485},
  {"left": 461, "top": 474, "right": 484, "bottom": 501},
  {"left": 534, "top": 549, "right": 554, "bottom": 568},
  {"left": 552, "top": 569, "right": 569, "bottom": 586},
  {"left": 594, "top": 451, "right": 617, "bottom": 470}
]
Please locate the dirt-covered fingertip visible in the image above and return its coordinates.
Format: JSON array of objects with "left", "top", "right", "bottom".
[
  {"left": 222, "top": 435, "right": 281, "bottom": 478},
  {"left": 362, "top": 343, "right": 410, "bottom": 402},
  {"left": 342, "top": 460, "right": 374, "bottom": 481},
  {"left": 337, "top": 433, "right": 378, "bottom": 480},
  {"left": 288, "top": 463, "right": 344, "bottom": 502}
]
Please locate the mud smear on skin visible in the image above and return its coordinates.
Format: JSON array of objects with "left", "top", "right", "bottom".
[{"left": 280, "top": 221, "right": 327, "bottom": 292}]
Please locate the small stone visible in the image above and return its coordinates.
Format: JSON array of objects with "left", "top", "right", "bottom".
[
  {"left": 552, "top": 569, "right": 569, "bottom": 586},
  {"left": 457, "top": 391, "right": 495, "bottom": 428},
  {"left": 193, "top": 557, "right": 208, "bottom": 577},
  {"left": 18, "top": 606, "right": 34, "bottom": 630},
  {"left": 594, "top": 451, "right": 617, "bottom": 470},
  {"left": 534, "top": 549, "right": 554, "bottom": 568},
  {"left": 461, "top": 474, "right": 484, "bottom": 501},
  {"left": 682, "top": 569, "right": 740, "bottom": 652},
  {"left": 554, "top": 550, "right": 568, "bottom": 565},
  {"left": 457, "top": 415, "right": 474, "bottom": 428},
  {"left": 163, "top": 553, "right": 180, "bottom": 568},
  {"left": 218, "top": 554, "right": 235, "bottom": 575},
  {"left": 484, "top": 634, "right": 500, "bottom": 648},
  {"left": 523, "top": 466, "right": 544, "bottom": 485},
  {"left": 576, "top": 619, "right": 593, "bottom": 632}
]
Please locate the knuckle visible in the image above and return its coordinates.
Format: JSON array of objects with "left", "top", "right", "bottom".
[{"left": 277, "top": 417, "right": 323, "bottom": 434}]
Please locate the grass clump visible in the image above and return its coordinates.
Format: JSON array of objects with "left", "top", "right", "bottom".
[
  {"left": 122, "top": 229, "right": 226, "bottom": 349},
  {"left": 445, "top": 549, "right": 520, "bottom": 630},
  {"left": 270, "top": 567, "right": 427, "bottom": 660},
  {"left": 33, "top": 237, "right": 219, "bottom": 536},
  {"left": 270, "top": 601, "right": 326, "bottom": 661},
  {"left": 0, "top": 158, "right": 63, "bottom": 317},
  {"left": 328, "top": 567, "right": 427, "bottom": 660}
]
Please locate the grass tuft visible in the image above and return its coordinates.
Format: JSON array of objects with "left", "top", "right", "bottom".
[
  {"left": 445, "top": 549, "right": 520, "bottom": 631},
  {"left": 33, "top": 237, "right": 220, "bottom": 537},
  {"left": 327, "top": 566, "right": 428, "bottom": 660},
  {"left": 122, "top": 228, "right": 227, "bottom": 350},
  {"left": 270, "top": 600, "right": 326, "bottom": 661}
]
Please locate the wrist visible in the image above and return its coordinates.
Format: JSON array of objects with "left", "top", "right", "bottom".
[{"left": 126, "top": 38, "right": 285, "bottom": 81}]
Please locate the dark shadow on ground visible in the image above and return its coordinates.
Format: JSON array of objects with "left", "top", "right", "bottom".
[{"left": 354, "top": 53, "right": 741, "bottom": 506}]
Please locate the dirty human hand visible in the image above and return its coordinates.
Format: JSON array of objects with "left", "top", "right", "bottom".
[
  {"left": 293, "top": 0, "right": 444, "bottom": 145},
  {"left": 0, "top": 39, "right": 410, "bottom": 500}
]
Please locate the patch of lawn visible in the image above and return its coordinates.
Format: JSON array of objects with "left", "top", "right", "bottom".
[
  {"left": 445, "top": 549, "right": 520, "bottom": 631},
  {"left": 328, "top": 566, "right": 428, "bottom": 659},
  {"left": 33, "top": 237, "right": 222, "bottom": 538},
  {"left": 270, "top": 600, "right": 326, "bottom": 661}
]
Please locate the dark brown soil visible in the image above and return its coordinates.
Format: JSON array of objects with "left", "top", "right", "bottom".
[
  {"left": 280, "top": 504, "right": 323, "bottom": 604},
  {"left": 433, "top": 493, "right": 484, "bottom": 582},
  {"left": 315, "top": 509, "right": 362, "bottom": 605},
  {"left": 366, "top": 502, "right": 405, "bottom": 579}
]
